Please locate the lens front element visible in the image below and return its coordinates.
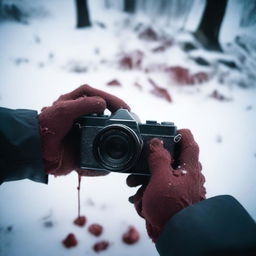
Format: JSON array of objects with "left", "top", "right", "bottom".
[{"left": 93, "top": 125, "right": 142, "bottom": 172}]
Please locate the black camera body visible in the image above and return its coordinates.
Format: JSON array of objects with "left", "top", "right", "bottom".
[{"left": 76, "top": 109, "right": 177, "bottom": 175}]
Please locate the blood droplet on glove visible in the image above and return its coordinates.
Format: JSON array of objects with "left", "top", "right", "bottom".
[
  {"left": 122, "top": 226, "right": 140, "bottom": 244},
  {"left": 62, "top": 233, "right": 78, "bottom": 248},
  {"left": 93, "top": 241, "right": 109, "bottom": 252},
  {"left": 88, "top": 223, "right": 103, "bottom": 236}
]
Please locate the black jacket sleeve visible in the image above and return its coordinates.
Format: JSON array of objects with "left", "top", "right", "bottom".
[
  {"left": 156, "top": 195, "right": 256, "bottom": 256},
  {"left": 0, "top": 107, "right": 48, "bottom": 184}
]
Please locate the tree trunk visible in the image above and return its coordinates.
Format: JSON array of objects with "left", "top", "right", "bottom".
[
  {"left": 0, "top": 0, "right": 3, "bottom": 18},
  {"left": 75, "top": 0, "right": 91, "bottom": 28},
  {"left": 194, "top": 0, "right": 228, "bottom": 51},
  {"left": 124, "top": 0, "right": 136, "bottom": 13}
]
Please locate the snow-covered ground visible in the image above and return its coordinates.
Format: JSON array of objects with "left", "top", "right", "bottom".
[{"left": 0, "top": 1, "right": 256, "bottom": 256}]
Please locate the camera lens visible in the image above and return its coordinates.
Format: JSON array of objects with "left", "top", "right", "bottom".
[
  {"left": 105, "top": 136, "right": 128, "bottom": 159},
  {"left": 93, "top": 124, "right": 142, "bottom": 172}
]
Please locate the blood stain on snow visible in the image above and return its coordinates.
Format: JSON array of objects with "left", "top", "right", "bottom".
[
  {"left": 62, "top": 233, "right": 78, "bottom": 248},
  {"left": 165, "top": 66, "right": 209, "bottom": 85},
  {"left": 93, "top": 241, "right": 109, "bottom": 252},
  {"left": 148, "top": 78, "right": 172, "bottom": 102},
  {"left": 88, "top": 224, "right": 103, "bottom": 237},
  {"left": 73, "top": 216, "right": 87, "bottom": 227},
  {"left": 119, "top": 50, "right": 144, "bottom": 70},
  {"left": 166, "top": 66, "right": 191, "bottom": 84},
  {"left": 106, "top": 79, "right": 122, "bottom": 86},
  {"left": 122, "top": 226, "right": 140, "bottom": 245}
]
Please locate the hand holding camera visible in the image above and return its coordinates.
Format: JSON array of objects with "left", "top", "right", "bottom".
[
  {"left": 38, "top": 84, "right": 130, "bottom": 176},
  {"left": 127, "top": 130, "right": 206, "bottom": 242}
]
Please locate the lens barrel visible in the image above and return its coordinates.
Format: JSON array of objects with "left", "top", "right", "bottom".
[{"left": 93, "top": 124, "right": 142, "bottom": 172}]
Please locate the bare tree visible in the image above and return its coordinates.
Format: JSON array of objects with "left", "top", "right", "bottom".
[
  {"left": 194, "top": 0, "right": 228, "bottom": 51},
  {"left": 124, "top": 0, "right": 136, "bottom": 13},
  {"left": 75, "top": 0, "right": 91, "bottom": 28}
]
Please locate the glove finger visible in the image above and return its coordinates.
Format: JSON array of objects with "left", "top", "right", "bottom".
[
  {"left": 126, "top": 174, "right": 149, "bottom": 187},
  {"left": 148, "top": 138, "right": 173, "bottom": 177},
  {"left": 40, "top": 96, "right": 106, "bottom": 156},
  {"left": 59, "top": 96, "right": 107, "bottom": 122},
  {"left": 175, "top": 129, "right": 200, "bottom": 174},
  {"left": 54, "top": 84, "right": 130, "bottom": 113},
  {"left": 129, "top": 185, "right": 146, "bottom": 218}
]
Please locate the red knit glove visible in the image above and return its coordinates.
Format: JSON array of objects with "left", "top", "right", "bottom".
[
  {"left": 126, "top": 129, "right": 206, "bottom": 242},
  {"left": 39, "top": 84, "right": 130, "bottom": 176}
]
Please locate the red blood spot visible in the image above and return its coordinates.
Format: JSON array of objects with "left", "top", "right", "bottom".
[
  {"left": 88, "top": 224, "right": 103, "bottom": 237},
  {"left": 139, "top": 27, "right": 158, "bottom": 41},
  {"left": 73, "top": 216, "right": 86, "bottom": 227},
  {"left": 120, "top": 56, "right": 133, "bottom": 69},
  {"left": 166, "top": 66, "right": 191, "bottom": 84},
  {"left": 107, "top": 79, "right": 122, "bottom": 86},
  {"left": 210, "top": 90, "right": 231, "bottom": 102},
  {"left": 148, "top": 78, "right": 172, "bottom": 102},
  {"left": 62, "top": 233, "right": 78, "bottom": 248},
  {"left": 119, "top": 50, "right": 144, "bottom": 70},
  {"left": 122, "top": 226, "right": 140, "bottom": 245},
  {"left": 165, "top": 66, "right": 209, "bottom": 85},
  {"left": 192, "top": 72, "right": 209, "bottom": 84},
  {"left": 93, "top": 241, "right": 109, "bottom": 252}
]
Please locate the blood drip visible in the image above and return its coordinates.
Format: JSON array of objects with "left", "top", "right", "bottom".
[
  {"left": 122, "top": 226, "right": 140, "bottom": 245},
  {"left": 62, "top": 233, "right": 78, "bottom": 248},
  {"left": 88, "top": 224, "right": 103, "bottom": 236},
  {"left": 73, "top": 173, "right": 86, "bottom": 227},
  {"left": 93, "top": 241, "right": 109, "bottom": 252}
]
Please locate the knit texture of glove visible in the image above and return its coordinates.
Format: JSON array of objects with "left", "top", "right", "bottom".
[
  {"left": 39, "top": 84, "right": 130, "bottom": 176},
  {"left": 127, "top": 129, "right": 206, "bottom": 242}
]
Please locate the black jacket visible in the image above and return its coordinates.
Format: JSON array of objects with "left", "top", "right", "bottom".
[
  {"left": 0, "top": 107, "right": 47, "bottom": 184},
  {"left": 1, "top": 107, "right": 256, "bottom": 256}
]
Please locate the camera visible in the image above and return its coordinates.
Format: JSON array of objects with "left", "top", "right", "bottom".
[{"left": 75, "top": 109, "right": 179, "bottom": 175}]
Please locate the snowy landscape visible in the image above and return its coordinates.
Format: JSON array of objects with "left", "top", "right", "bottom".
[{"left": 0, "top": 0, "right": 256, "bottom": 256}]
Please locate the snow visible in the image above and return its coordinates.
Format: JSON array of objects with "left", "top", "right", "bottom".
[{"left": 1, "top": 1, "right": 256, "bottom": 256}]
